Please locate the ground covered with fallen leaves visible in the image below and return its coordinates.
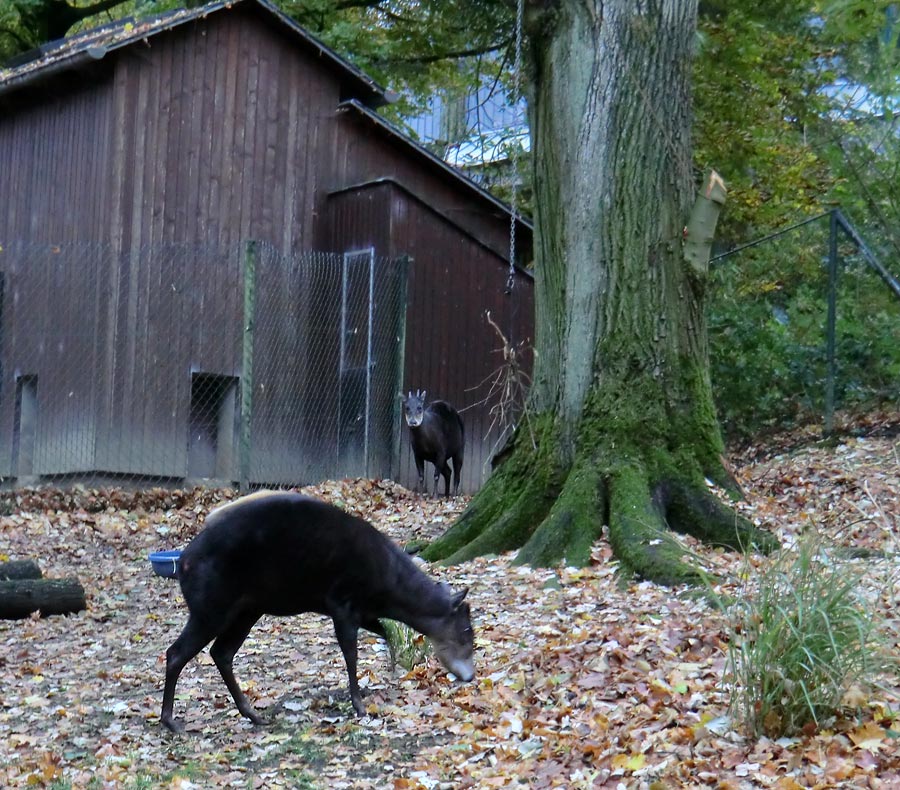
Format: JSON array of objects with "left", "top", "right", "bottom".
[{"left": 1, "top": 414, "right": 899, "bottom": 789}]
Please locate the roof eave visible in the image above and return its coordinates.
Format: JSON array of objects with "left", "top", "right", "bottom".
[
  {"left": 0, "top": 0, "right": 390, "bottom": 109},
  {"left": 336, "top": 99, "right": 533, "bottom": 236}
]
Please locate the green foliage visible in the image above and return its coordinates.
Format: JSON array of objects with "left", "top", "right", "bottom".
[
  {"left": 0, "top": 1, "right": 32, "bottom": 60},
  {"left": 283, "top": 0, "right": 516, "bottom": 129},
  {"left": 695, "top": 4, "right": 829, "bottom": 235},
  {"left": 724, "top": 530, "right": 897, "bottom": 738},
  {"left": 0, "top": 0, "right": 175, "bottom": 63},
  {"left": 708, "top": 215, "right": 900, "bottom": 440},
  {"left": 694, "top": 1, "right": 900, "bottom": 241}
]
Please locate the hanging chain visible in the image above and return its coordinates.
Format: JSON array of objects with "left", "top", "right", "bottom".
[{"left": 506, "top": 0, "right": 525, "bottom": 295}]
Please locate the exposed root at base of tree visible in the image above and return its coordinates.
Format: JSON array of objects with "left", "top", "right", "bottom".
[
  {"left": 422, "top": 443, "right": 560, "bottom": 565},
  {"left": 607, "top": 463, "right": 696, "bottom": 586},
  {"left": 514, "top": 459, "right": 605, "bottom": 568},
  {"left": 662, "top": 479, "right": 775, "bottom": 552},
  {"left": 423, "top": 428, "right": 779, "bottom": 586}
]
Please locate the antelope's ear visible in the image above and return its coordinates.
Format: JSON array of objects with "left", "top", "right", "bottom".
[{"left": 451, "top": 588, "right": 469, "bottom": 609}]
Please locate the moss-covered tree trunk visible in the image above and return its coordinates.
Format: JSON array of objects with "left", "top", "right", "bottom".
[{"left": 423, "top": 0, "right": 777, "bottom": 584}]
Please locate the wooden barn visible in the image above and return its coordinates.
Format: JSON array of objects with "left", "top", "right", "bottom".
[{"left": 0, "top": 0, "right": 533, "bottom": 493}]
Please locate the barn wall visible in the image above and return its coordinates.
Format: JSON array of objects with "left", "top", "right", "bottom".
[
  {"left": 0, "top": 76, "right": 117, "bottom": 475},
  {"left": 93, "top": 8, "right": 354, "bottom": 476},
  {"left": 0, "top": 245, "right": 112, "bottom": 477},
  {"left": 95, "top": 245, "right": 245, "bottom": 476},
  {"left": 0, "top": 3, "right": 533, "bottom": 489},
  {"left": 325, "top": 181, "right": 533, "bottom": 493},
  {"left": 0, "top": 7, "right": 355, "bottom": 479},
  {"left": 0, "top": 74, "right": 115, "bottom": 244},
  {"left": 106, "top": 7, "right": 342, "bottom": 252},
  {"left": 328, "top": 108, "right": 519, "bottom": 266}
]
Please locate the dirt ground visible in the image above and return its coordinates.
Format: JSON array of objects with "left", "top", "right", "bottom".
[{"left": 1, "top": 415, "right": 898, "bottom": 788}]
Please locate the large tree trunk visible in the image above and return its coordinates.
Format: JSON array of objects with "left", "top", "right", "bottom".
[{"left": 423, "top": 0, "right": 777, "bottom": 583}]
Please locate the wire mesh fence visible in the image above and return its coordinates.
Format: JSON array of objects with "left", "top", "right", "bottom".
[
  {"left": 4, "top": 207, "right": 894, "bottom": 491},
  {"left": 709, "top": 210, "right": 900, "bottom": 441},
  {"left": 0, "top": 241, "right": 408, "bottom": 489}
]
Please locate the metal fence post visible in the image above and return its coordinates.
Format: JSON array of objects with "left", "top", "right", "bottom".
[
  {"left": 240, "top": 240, "right": 258, "bottom": 492},
  {"left": 824, "top": 211, "right": 839, "bottom": 437},
  {"left": 391, "top": 256, "right": 411, "bottom": 482},
  {"left": 365, "top": 249, "right": 375, "bottom": 477}
]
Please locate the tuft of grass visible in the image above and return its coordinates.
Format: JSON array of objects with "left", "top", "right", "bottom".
[
  {"left": 724, "top": 528, "right": 898, "bottom": 738},
  {"left": 379, "top": 619, "right": 430, "bottom": 671}
]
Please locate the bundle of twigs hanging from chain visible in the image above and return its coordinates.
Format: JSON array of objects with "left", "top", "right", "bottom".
[{"left": 465, "top": 311, "right": 535, "bottom": 458}]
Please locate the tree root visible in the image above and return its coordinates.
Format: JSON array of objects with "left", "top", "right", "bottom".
[
  {"left": 514, "top": 460, "right": 604, "bottom": 568},
  {"left": 440, "top": 471, "right": 557, "bottom": 564},
  {"left": 420, "top": 462, "right": 522, "bottom": 562},
  {"left": 607, "top": 463, "right": 706, "bottom": 586},
  {"left": 663, "top": 479, "right": 778, "bottom": 554},
  {"left": 424, "top": 424, "right": 780, "bottom": 586}
]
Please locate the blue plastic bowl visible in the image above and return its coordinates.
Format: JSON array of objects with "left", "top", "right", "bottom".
[{"left": 149, "top": 550, "right": 182, "bottom": 579}]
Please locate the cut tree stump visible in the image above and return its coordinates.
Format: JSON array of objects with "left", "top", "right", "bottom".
[
  {"left": 0, "top": 559, "right": 43, "bottom": 581},
  {"left": 0, "top": 578, "right": 86, "bottom": 619}
]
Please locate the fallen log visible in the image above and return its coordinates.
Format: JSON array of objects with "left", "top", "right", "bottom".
[
  {"left": 0, "top": 560, "right": 43, "bottom": 580},
  {"left": 0, "top": 578, "right": 86, "bottom": 619}
]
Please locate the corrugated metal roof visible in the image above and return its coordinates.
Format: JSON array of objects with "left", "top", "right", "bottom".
[{"left": 0, "top": 0, "right": 388, "bottom": 107}]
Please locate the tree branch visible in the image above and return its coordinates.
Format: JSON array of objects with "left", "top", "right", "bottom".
[
  {"left": 378, "top": 40, "right": 509, "bottom": 66},
  {"left": 0, "top": 25, "right": 31, "bottom": 49},
  {"left": 15, "top": 0, "right": 132, "bottom": 42}
]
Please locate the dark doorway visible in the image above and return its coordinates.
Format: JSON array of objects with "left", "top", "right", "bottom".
[
  {"left": 13, "top": 374, "right": 38, "bottom": 476},
  {"left": 188, "top": 373, "right": 238, "bottom": 479}
]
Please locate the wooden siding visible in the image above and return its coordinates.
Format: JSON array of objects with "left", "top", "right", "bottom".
[
  {"left": 0, "top": 78, "right": 114, "bottom": 245},
  {"left": 0, "top": 244, "right": 111, "bottom": 476},
  {"left": 330, "top": 105, "right": 522, "bottom": 266},
  {"left": 0, "top": 243, "right": 404, "bottom": 483},
  {"left": 106, "top": 9, "right": 339, "bottom": 252},
  {"left": 0, "top": 7, "right": 344, "bottom": 250},
  {"left": 0, "top": 2, "right": 533, "bottom": 490},
  {"left": 325, "top": 182, "right": 533, "bottom": 493},
  {"left": 96, "top": 245, "right": 245, "bottom": 476}
]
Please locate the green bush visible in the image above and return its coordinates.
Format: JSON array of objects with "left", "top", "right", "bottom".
[
  {"left": 709, "top": 226, "right": 900, "bottom": 441},
  {"left": 724, "top": 531, "right": 897, "bottom": 738}
]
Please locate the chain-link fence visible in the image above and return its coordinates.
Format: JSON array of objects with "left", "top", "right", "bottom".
[
  {"left": 709, "top": 209, "right": 900, "bottom": 441},
  {"left": 0, "top": 241, "right": 408, "bottom": 489},
  {"left": 6, "top": 209, "right": 893, "bottom": 490}
]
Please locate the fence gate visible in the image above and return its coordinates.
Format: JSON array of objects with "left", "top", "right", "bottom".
[
  {"left": 338, "top": 248, "right": 376, "bottom": 477},
  {"left": 0, "top": 242, "right": 410, "bottom": 490}
]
